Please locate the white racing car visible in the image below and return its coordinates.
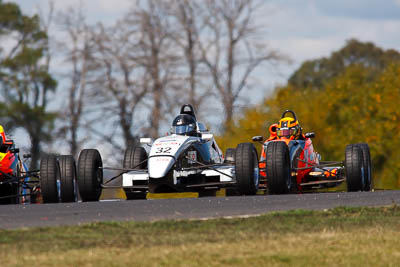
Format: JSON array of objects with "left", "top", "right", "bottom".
[{"left": 76, "top": 104, "right": 260, "bottom": 200}]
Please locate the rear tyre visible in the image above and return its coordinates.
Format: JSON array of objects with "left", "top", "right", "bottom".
[
  {"left": 123, "top": 146, "right": 147, "bottom": 200},
  {"left": 235, "top": 143, "right": 259, "bottom": 195},
  {"left": 59, "top": 155, "right": 78, "bottom": 202},
  {"left": 266, "top": 142, "right": 291, "bottom": 194},
  {"left": 356, "top": 143, "right": 372, "bottom": 191},
  {"left": 224, "top": 148, "right": 236, "bottom": 163},
  {"left": 40, "top": 155, "right": 60, "bottom": 203},
  {"left": 123, "top": 146, "right": 147, "bottom": 169},
  {"left": 77, "top": 149, "right": 103, "bottom": 202},
  {"left": 345, "top": 144, "right": 365, "bottom": 192}
]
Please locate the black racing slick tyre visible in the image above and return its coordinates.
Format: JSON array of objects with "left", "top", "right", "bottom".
[
  {"left": 123, "top": 146, "right": 147, "bottom": 200},
  {"left": 123, "top": 146, "right": 147, "bottom": 169},
  {"left": 224, "top": 148, "right": 236, "bottom": 163},
  {"left": 356, "top": 143, "right": 372, "bottom": 191},
  {"left": 40, "top": 155, "right": 60, "bottom": 203},
  {"left": 345, "top": 144, "right": 365, "bottom": 192},
  {"left": 266, "top": 141, "right": 292, "bottom": 194},
  {"left": 58, "top": 155, "right": 78, "bottom": 202},
  {"left": 77, "top": 149, "right": 103, "bottom": 202},
  {"left": 235, "top": 143, "right": 259, "bottom": 195}
]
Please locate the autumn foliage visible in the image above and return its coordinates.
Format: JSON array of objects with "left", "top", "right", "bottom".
[{"left": 217, "top": 40, "right": 400, "bottom": 189}]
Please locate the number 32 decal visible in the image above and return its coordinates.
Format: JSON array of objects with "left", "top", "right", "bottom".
[{"left": 155, "top": 147, "right": 172, "bottom": 153}]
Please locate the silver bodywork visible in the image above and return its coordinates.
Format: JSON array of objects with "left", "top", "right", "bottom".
[{"left": 122, "top": 131, "right": 235, "bottom": 190}]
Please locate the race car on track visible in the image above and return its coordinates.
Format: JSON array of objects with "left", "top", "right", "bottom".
[
  {"left": 0, "top": 125, "right": 78, "bottom": 204},
  {"left": 76, "top": 104, "right": 260, "bottom": 200},
  {"left": 250, "top": 110, "right": 372, "bottom": 194}
]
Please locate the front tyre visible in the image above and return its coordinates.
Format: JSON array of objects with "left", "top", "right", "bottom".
[
  {"left": 123, "top": 146, "right": 147, "bottom": 169},
  {"left": 123, "top": 146, "right": 147, "bottom": 200},
  {"left": 345, "top": 144, "right": 365, "bottom": 192},
  {"left": 266, "top": 141, "right": 291, "bottom": 194},
  {"left": 77, "top": 149, "right": 103, "bottom": 202},
  {"left": 235, "top": 143, "right": 259, "bottom": 195},
  {"left": 40, "top": 155, "right": 61, "bottom": 203}
]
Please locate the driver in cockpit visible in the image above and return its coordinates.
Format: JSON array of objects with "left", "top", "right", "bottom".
[
  {"left": 171, "top": 114, "right": 198, "bottom": 136},
  {"left": 171, "top": 104, "right": 199, "bottom": 136}
]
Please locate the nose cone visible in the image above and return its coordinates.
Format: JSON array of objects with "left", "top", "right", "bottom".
[{"left": 148, "top": 156, "right": 175, "bottom": 178}]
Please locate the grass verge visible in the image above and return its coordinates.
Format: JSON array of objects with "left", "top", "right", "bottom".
[{"left": 1, "top": 206, "right": 400, "bottom": 266}]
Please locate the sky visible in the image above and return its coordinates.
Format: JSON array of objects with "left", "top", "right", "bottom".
[
  {"left": 13, "top": 0, "right": 400, "bottom": 86},
  {"left": 5, "top": 0, "right": 400, "bottom": 156}
]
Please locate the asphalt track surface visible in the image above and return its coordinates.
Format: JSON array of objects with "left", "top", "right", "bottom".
[{"left": 1, "top": 190, "right": 400, "bottom": 229}]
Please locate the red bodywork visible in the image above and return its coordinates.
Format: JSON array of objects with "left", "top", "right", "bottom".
[
  {"left": 0, "top": 151, "right": 16, "bottom": 178},
  {"left": 0, "top": 128, "right": 18, "bottom": 181},
  {"left": 258, "top": 123, "right": 337, "bottom": 191}
]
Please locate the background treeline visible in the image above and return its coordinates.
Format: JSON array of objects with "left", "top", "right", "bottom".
[
  {"left": 217, "top": 39, "right": 400, "bottom": 189},
  {"left": 0, "top": 0, "right": 281, "bottom": 168},
  {"left": 0, "top": 1, "right": 399, "bottom": 189}
]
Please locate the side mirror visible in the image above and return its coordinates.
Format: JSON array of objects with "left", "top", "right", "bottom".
[
  {"left": 305, "top": 132, "right": 315, "bottom": 139},
  {"left": 10, "top": 148, "right": 19, "bottom": 154},
  {"left": 140, "top": 138, "right": 153, "bottom": 145},
  {"left": 252, "top": 136, "right": 263, "bottom": 142},
  {"left": 201, "top": 133, "right": 213, "bottom": 141}
]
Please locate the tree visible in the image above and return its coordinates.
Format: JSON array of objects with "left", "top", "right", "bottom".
[
  {"left": 217, "top": 40, "right": 400, "bottom": 189},
  {"left": 56, "top": 6, "right": 94, "bottom": 157},
  {"left": 168, "top": 0, "right": 209, "bottom": 113},
  {"left": 124, "top": 0, "right": 180, "bottom": 139},
  {"left": 200, "top": 0, "right": 282, "bottom": 131},
  {"left": 0, "top": 0, "right": 57, "bottom": 169},
  {"left": 89, "top": 20, "right": 149, "bottom": 149},
  {"left": 289, "top": 39, "right": 400, "bottom": 89}
]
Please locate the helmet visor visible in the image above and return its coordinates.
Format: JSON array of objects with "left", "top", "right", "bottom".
[
  {"left": 173, "top": 124, "right": 195, "bottom": 135},
  {"left": 277, "top": 128, "right": 294, "bottom": 137}
]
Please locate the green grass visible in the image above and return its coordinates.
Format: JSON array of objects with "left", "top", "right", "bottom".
[{"left": 1, "top": 206, "right": 400, "bottom": 266}]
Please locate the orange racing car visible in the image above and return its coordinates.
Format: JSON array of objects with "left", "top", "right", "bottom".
[{"left": 251, "top": 110, "right": 372, "bottom": 194}]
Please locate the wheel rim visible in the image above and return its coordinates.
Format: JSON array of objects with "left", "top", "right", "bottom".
[
  {"left": 56, "top": 164, "right": 61, "bottom": 202},
  {"left": 360, "top": 165, "right": 365, "bottom": 189},
  {"left": 96, "top": 167, "right": 102, "bottom": 184},
  {"left": 73, "top": 171, "right": 78, "bottom": 202},
  {"left": 366, "top": 164, "right": 371, "bottom": 188},
  {"left": 57, "top": 180, "right": 61, "bottom": 202},
  {"left": 253, "top": 150, "right": 259, "bottom": 188}
]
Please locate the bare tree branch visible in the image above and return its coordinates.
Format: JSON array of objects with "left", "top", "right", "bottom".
[{"left": 197, "top": 0, "right": 286, "bottom": 130}]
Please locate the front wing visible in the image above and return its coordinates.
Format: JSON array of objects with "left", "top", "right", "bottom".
[{"left": 122, "top": 165, "right": 235, "bottom": 189}]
